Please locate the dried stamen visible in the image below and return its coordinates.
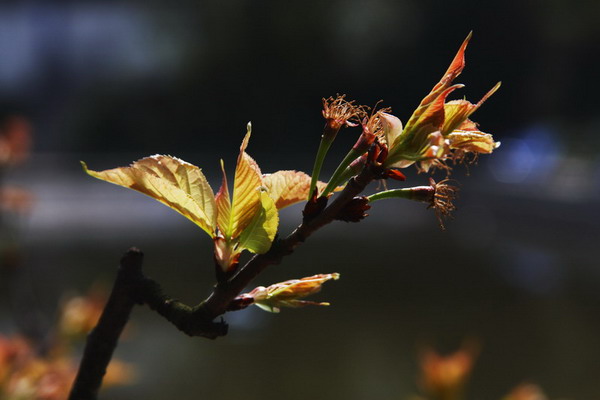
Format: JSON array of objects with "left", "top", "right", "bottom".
[
  {"left": 427, "top": 178, "right": 458, "bottom": 229},
  {"left": 322, "top": 94, "right": 365, "bottom": 130}
]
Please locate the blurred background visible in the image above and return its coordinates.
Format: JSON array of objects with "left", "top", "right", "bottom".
[{"left": 0, "top": 0, "right": 599, "bottom": 399}]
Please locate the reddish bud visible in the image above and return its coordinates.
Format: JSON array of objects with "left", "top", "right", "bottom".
[
  {"left": 335, "top": 196, "right": 371, "bottom": 222},
  {"left": 384, "top": 169, "right": 406, "bottom": 181}
]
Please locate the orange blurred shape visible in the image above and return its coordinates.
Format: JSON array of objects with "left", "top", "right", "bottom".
[
  {"left": 418, "top": 341, "right": 480, "bottom": 400},
  {"left": 0, "top": 186, "right": 34, "bottom": 214},
  {"left": 6, "top": 358, "right": 75, "bottom": 400},
  {"left": 58, "top": 289, "right": 107, "bottom": 338},
  {"left": 0, "top": 116, "right": 32, "bottom": 165},
  {"left": 503, "top": 383, "right": 548, "bottom": 400}
]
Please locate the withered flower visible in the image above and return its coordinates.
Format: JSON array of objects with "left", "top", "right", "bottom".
[
  {"left": 352, "top": 108, "right": 389, "bottom": 154},
  {"left": 322, "top": 94, "right": 364, "bottom": 134},
  {"left": 428, "top": 178, "right": 458, "bottom": 229},
  {"left": 366, "top": 178, "right": 457, "bottom": 229}
]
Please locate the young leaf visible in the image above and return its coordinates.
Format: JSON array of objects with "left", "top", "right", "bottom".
[
  {"left": 387, "top": 33, "right": 471, "bottom": 162},
  {"left": 227, "top": 125, "right": 263, "bottom": 239},
  {"left": 245, "top": 273, "right": 340, "bottom": 313},
  {"left": 82, "top": 155, "right": 216, "bottom": 236},
  {"left": 237, "top": 190, "right": 279, "bottom": 254}
]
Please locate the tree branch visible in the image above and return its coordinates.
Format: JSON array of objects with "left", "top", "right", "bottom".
[
  {"left": 68, "top": 249, "right": 143, "bottom": 400},
  {"left": 69, "top": 165, "right": 377, "bottom": 399}
]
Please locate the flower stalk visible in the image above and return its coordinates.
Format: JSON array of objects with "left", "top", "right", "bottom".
[
  {"left": 367, "top": 178, "right": 457, "bottom": 229},
  {"left": 308, "top": 95, "right": 363, "bottom": 199}
]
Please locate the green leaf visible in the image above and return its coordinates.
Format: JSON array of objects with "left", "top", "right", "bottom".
[{"left": 237, "top": 190, "right": 278, "bottom": 254}]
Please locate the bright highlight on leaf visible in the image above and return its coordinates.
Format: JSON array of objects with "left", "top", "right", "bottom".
[
  {"left": 245, "top": 273, "right": 340, "bottom": 313},
  {"left": 228, "top": 124, "right": 263, "bottom": 239},
  {"left": 82, "top": 156, "right": 216, "bottom": 236},
  {"left": 215, "top": 159, "right": 232, "bottom": 237}
]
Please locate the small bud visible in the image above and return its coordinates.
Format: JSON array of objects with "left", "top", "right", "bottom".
[
  {"left": 243, "top": 273, "right": 340, "bottom": 313},
  {"left": 335, "top": 196, "right": 371, "bottom": 222}
]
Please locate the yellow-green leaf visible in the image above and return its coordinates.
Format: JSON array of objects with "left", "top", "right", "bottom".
[
  {"left": 228, "top": 124, "right": 263, "bottom": 238},
  {"left": 215, "top": 159, "right": 232, "bottom": 236},
  {"left": 237, "top": 190, "right": 278, "bottom": 254},
  {"left": 82, "top": 155, "right": 216, "bottom": 236},
  {"left": 263, "top": 170, "right": 334, "bottom": 209}
]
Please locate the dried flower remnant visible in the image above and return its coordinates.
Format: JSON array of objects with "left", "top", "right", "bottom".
[
  {"left": 367, "top": 178, "right": 457, "bottom": 229},
  {"left": 428, "top": 178, "right": 458, "bottom": 228},
  {"left": 321, "top": 94, "right": 364, "bottom": 134},
  {"left": 241, "top": 273, "right": 340, "bottom": 313},
  {"left": 353, "top": 108, "right": 389, "bottom": 155}
]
